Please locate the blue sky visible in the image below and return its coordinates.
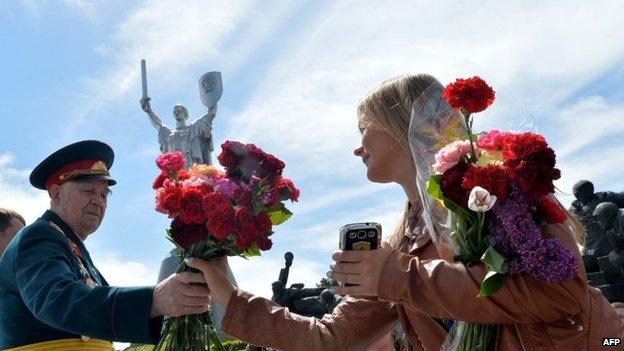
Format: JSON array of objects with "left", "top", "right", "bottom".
[{"left": 2, "top": 0, "right": 624, "bottom": 304}]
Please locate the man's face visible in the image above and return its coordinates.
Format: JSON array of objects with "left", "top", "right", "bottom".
[
  {"left": 53, "top": 180, "right": 110, "bottom": 238},
  {"left": 0, "top": 217, "right": 25, "bottom": 255}
]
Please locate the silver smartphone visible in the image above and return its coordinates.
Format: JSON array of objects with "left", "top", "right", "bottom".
[{"left": 339, "top": 222, "right": 381, "bottom": 251}]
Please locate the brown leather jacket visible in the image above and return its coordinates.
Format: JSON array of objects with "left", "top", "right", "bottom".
[{"left": 221, "top": 223, "right": 623, "bottom": 350}]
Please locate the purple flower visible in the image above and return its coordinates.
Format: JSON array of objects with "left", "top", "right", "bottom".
[
  {"left": 488, "top": 187, "right": 577, "bottom": 283},
  {"left": 213, "top": 177, "right": 240, "bottom": 198}
]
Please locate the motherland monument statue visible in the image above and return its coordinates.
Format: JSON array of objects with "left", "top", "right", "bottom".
[{"left": 139, "top": 59, "right": 222, "bottom": 167}]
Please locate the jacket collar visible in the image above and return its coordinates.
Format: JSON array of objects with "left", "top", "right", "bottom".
[{"left": 41, "top": 210, "right": 89, "bottom": 253}]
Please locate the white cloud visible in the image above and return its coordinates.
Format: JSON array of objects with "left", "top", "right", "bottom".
[
  {"left": 551, "top": 96, "right": 624, "bottom": 159},
  {"left": 90, "top": 251, "right": 157, "bottom": 286},
  {"left": 0, "top": 153, "right": 49, "bottom": 224}
]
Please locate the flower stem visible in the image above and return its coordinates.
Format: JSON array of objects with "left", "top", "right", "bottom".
[{"left": 461, "top": 110, "right": 478, "bottom": 163}]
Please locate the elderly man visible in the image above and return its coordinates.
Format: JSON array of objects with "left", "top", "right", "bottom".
[
  {"left": 0, "top": 208, "right": 25, "bottom": 257},
  {"left": 0, "top": 140, "right": 210, "bottom": 350}
]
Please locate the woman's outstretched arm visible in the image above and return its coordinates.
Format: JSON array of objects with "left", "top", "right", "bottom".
[{"left": 186, "top": 257, "right": 398, "bottom": 350}]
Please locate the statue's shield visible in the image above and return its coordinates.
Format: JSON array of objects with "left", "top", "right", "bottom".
[{"left": 198, "top": 71, "right": 223, "bottom": 107}]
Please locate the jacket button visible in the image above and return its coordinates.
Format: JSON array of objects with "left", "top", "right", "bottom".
[{"left": 577, "top": 325, "right": 584, "bottom": 331}]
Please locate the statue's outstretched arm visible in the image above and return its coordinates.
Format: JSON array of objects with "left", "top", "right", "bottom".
[
  {"left": 140, "top": 97, "right": 165, "bottom": 129},
  {"left": 193, "top": 105, "right": 217, "bottom": 126}
]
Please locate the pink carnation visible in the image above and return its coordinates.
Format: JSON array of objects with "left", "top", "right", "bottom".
[
  {"left": 433, "top": 140, "right": 473, "bottom": 173},
  {"left": 182, "top": 174, "right": 213, "bottom": 193},
  {"left": 477, "top": 130, "right": 513, "bottom": 151},
  {"left": 156, "top": 151, "right": 186, "bottom": 172}
]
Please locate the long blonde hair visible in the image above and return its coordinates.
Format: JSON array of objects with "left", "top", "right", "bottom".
[
  {"left": 357, "top": 74, "right": 585, "bottom": 248},
  {"left": 357, "top": 74, "right": 439, "bottom": 248}
]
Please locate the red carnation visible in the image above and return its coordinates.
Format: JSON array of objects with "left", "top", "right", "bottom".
[
  {"left": 537, "top": 197, "right": 568, "bottom": 224},
  {"left": 254, "top": 212, "right": 273, "bottom": 234},
  {"left": 202, "top": 192, "right": 232, "bottom": 214},
  {"left": 218, "top": 141, "right": 247, "bottom": 170},
  {"left": 440, "top": 162, "right": 470, "bottom": 208},
  {"left": 156, "top": 151, "right": 186, "bottom": 172},
  {"left": 443, "top": 76, "right": 495, "bottom": 114},
  {"left": 257, "top": 236, "right": 273, "bottom": 251},
  {"left": 477, "top": 130, "right": 514, "bottom": 151},
  {"left": 502, "top": 133, "right": 560, "bottom": 198},
  {"left": 234, "top": 206, "right": 260, "bottom": 250},
  {"left": 155, "top": 182, "right": 183, "bottom": 216},
  {"left": 501, "top": 132, "right": 547, "bottom": 161},
  {"left": 152, "top": 171, "right": 169, "bottom": 190},
  {"left": 277, "top": 177, "right": 300, "bottom": 202},
  {"left": 258, "top": 153, "right": 285, "bottom": 178},
  {"left": 247, "top": 144, "right": 265, "bottom": 160},
  {"left": 178, "top": 187, "right": 206, "bottom": 224},
  {"left": 170, "top": 218, "right": 210, "bottom": 249},
  {"left": 461, "top": 164, "right": 510, "bottom": 201},
  {"left": 205, "top": 205, "right": 236, "bottom": 240},
  {"left": 178, "top": 169, "right": 190, "bottom": 181}
]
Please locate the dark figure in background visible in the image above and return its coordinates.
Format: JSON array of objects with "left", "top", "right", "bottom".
[
  {"left": 588, "top": 202, "right": 624, "bottom": 303},
  {"left": 569, "top": 180, "right": 624, "bottom": 272},
  {"left": 270, "top": 253, "right": 325, "bottom": 312},
  {"left": 246, "top": 254, "right": 342, "bottom": 350},
  {"left": 0, "top": 208, "right": 25, "bottom": 256},
  {"left": 593, "top": 202, "right": 624, "bottom": 268},
  {"left": 291, "top": 289, "right": 342, "bottom": 319}
]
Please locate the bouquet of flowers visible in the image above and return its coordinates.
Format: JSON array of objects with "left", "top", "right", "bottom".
[
  {"left": 421, "top": 77, "right": 577, "bottom": 350},
  {"left": 152, "top": 141, "right": 299, "bottom": 351}
]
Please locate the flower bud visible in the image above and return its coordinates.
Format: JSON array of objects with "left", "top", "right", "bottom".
[{"left": 468, "top": 186, "right": 497, "bottom": 212}]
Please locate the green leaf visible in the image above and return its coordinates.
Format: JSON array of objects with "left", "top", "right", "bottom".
[
  {"left": 478, "top": 270, "right": 506, "bottom": 297},
  {"left": 267, "top": 206, "right": 293, "bottom": 226},
  {"left": 480, "top": 245, "right": 508, "bottom": 274},
  {"left": 242, "top": 243, "right": 261, "bottom": 258},
  {"left": 426, "top": 174, "right": 444, "bottom": 200}
]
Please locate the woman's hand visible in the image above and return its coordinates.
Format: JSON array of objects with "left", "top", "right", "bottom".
[
  {"left": 329, "top": 241, "right": 394, "bottom": 297},
  {"left": 185, "top": 257, "right": 236, "bottom": 308}
]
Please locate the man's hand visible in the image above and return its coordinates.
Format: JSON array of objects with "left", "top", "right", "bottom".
[
  {"left": 150, "top": 271, "right": 211, "bottom": 318},
  {"left": 140, "top": 97, "right": 153, "bottom": 114}
]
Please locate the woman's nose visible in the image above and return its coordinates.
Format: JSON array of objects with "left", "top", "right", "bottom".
[{"left": 354, "top": 146, "right": 364, "bottom": 156}]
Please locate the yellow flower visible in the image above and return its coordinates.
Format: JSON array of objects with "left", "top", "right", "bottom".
[
  {"left": 475, "top": 150, "right": 504, "bottom": 168},
  {"left": 188, "top": 163, "right": 221, "bottom": 177}
]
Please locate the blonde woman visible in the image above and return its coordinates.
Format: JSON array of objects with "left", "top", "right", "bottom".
[{"left": 188, "top": 74, "right": 623, "bottom": 350}]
